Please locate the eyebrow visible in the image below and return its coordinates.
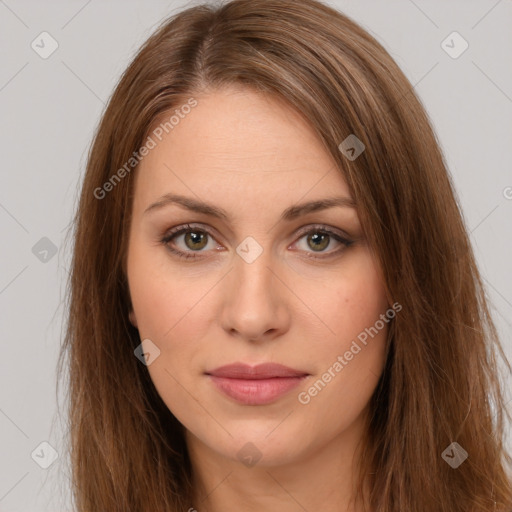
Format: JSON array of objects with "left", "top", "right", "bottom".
[{"left": 143, "top": 193, "right": 356, "bottom": 221}]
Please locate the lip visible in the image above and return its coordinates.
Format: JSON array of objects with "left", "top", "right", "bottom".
[
  {"left": 205, "top": 363, "right": 309, "bottom": 405},
  {"left": 206, "top": 362, "right": 309, "bottom": 379}
]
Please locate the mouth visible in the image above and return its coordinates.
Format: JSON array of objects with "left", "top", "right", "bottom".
[{"left": 205, "top": 362, "right": 309, "bottom": 405}]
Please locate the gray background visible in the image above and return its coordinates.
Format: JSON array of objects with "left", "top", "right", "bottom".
[{"left": 1, "top": 0, "right": 511, "bottom": 510}]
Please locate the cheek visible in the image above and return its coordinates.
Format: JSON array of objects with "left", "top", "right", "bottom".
[
  {"left": 127, "top": 241, "right": 218, "bottom": 366},
  {"left": 127, "top": 238, "right": 191, "bottom": 337},
  {"left": 296, "top": 271, "right": 389, "bottom": 432},
  {"left": 128, "top": 266, "right": 171, "bottom": 339},
  {"left": 301, "top": 250, "right": 389, "bottom": 346},
  {"left": 295, "top": 250, "right": 389, "bottom": 403}
]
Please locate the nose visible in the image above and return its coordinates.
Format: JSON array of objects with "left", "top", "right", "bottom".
[{"left": 219, "top": 245, "right": 291, "bottom": 343}]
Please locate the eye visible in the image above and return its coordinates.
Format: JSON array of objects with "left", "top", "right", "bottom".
[
  {"left": 160, "top": 223, "right": 353, "bottom": 261},
  {"left": 160, "top": 223, "right": 221, "bottom": 260},
  {"left": 291, "top": 224, "right": 354, "bottom": 259}
]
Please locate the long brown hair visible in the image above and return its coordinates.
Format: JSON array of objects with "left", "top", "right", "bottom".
[{"left": 58, "top": 0, "right": 512, "bottom": 510}]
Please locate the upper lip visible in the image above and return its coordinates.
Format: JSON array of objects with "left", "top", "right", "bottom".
[{"left": 206, "top": 363, "right": 309, "bottom": 379}]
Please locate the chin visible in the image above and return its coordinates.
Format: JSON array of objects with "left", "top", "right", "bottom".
[{"left": 215, "top": 425, "right": 306, "bottom": 468}]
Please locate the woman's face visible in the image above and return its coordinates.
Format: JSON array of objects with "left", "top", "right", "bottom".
[{"left": 126, "top": 86, "right": 390, "bottom": 468}]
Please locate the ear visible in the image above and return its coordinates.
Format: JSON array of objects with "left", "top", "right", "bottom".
[{"left": 129, "top": 309, "right": 138, "bottom": 328}]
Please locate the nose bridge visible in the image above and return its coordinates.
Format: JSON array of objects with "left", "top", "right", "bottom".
[
  {"left": 220, "top": 236, "right": 288, "bottom": 340},
  {"left": 235, "top": 244, "right": 274, "bottom": 297}
]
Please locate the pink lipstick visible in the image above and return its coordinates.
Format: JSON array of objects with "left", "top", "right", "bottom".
[{"left": 205, "top": 362, "right": 309, "bottom": 405}]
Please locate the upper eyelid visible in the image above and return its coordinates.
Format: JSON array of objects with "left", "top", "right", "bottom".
[
  {"left": 162, "top": 222, "right": 352, "bottom": 246},
  {"left": 294, "top": 224, "right": 351, "bottom": 239},
  {"left": 163, "top": 223, "right": 224, "bottom": 244}
]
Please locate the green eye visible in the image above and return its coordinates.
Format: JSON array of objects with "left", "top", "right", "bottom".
[
  {"left": 161, "top": 223, "right": 353, "bottom": 261},
  {"left": 306, "top": 232, "right": 330, "bottom": 251}
]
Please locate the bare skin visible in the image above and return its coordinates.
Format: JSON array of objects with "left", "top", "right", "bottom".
[{"left": 126, "top": 86, "right": 389, "bottom": 512}]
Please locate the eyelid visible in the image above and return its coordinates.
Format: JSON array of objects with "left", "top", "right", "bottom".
[
  {"left": 161, "top": 222, "right": 224, "bottom": 245},
  {"left": 292, "top": 223, "right": 353, "bottom": 244},
  {"left": 160, "top": 222, "right": 354, "bottom": 260},
  {"left": 161, "top": 222, "right": 352, "bottom": 242}
]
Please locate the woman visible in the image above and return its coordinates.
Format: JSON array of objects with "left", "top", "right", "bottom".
[{"left": 58, "top": 0, "right": 512, "bottom": 510}]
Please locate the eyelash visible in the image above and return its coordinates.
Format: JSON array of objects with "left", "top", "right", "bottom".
[{"left": 160, "top": 223, "right": 354, "bottom": 261}]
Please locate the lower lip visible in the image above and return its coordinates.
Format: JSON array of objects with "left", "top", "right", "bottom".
[{"left": 208, "top": 375, "right": 307, "bottom": 405}]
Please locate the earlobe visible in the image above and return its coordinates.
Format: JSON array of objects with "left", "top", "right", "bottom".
[{"left": 129, "top": 309, "right": 138, "bottom": 328}]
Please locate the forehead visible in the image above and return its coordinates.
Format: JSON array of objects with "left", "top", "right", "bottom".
[{"left": 134, "top": 87, "right": 352, "bottom": 208}]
